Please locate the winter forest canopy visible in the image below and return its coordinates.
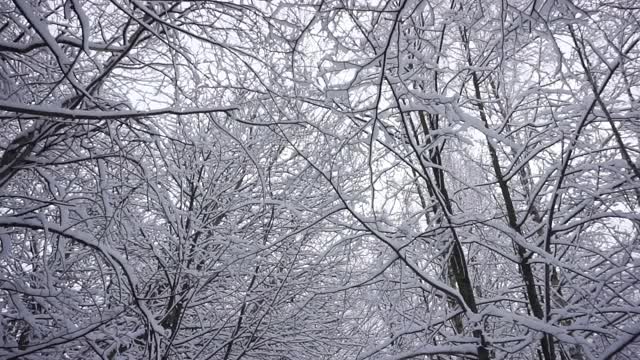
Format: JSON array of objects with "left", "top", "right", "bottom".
[{"left": 1, "top": 0, "right": 640, "bottom": 359}]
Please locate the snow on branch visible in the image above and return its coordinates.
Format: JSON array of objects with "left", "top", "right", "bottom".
[{"left": 0, "top": 101, "right": 237, "bottom": 120}]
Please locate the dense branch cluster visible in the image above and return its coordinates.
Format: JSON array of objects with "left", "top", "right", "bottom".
[{"left": 1, "top": 0, "right": 639, "bottom": 359}]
